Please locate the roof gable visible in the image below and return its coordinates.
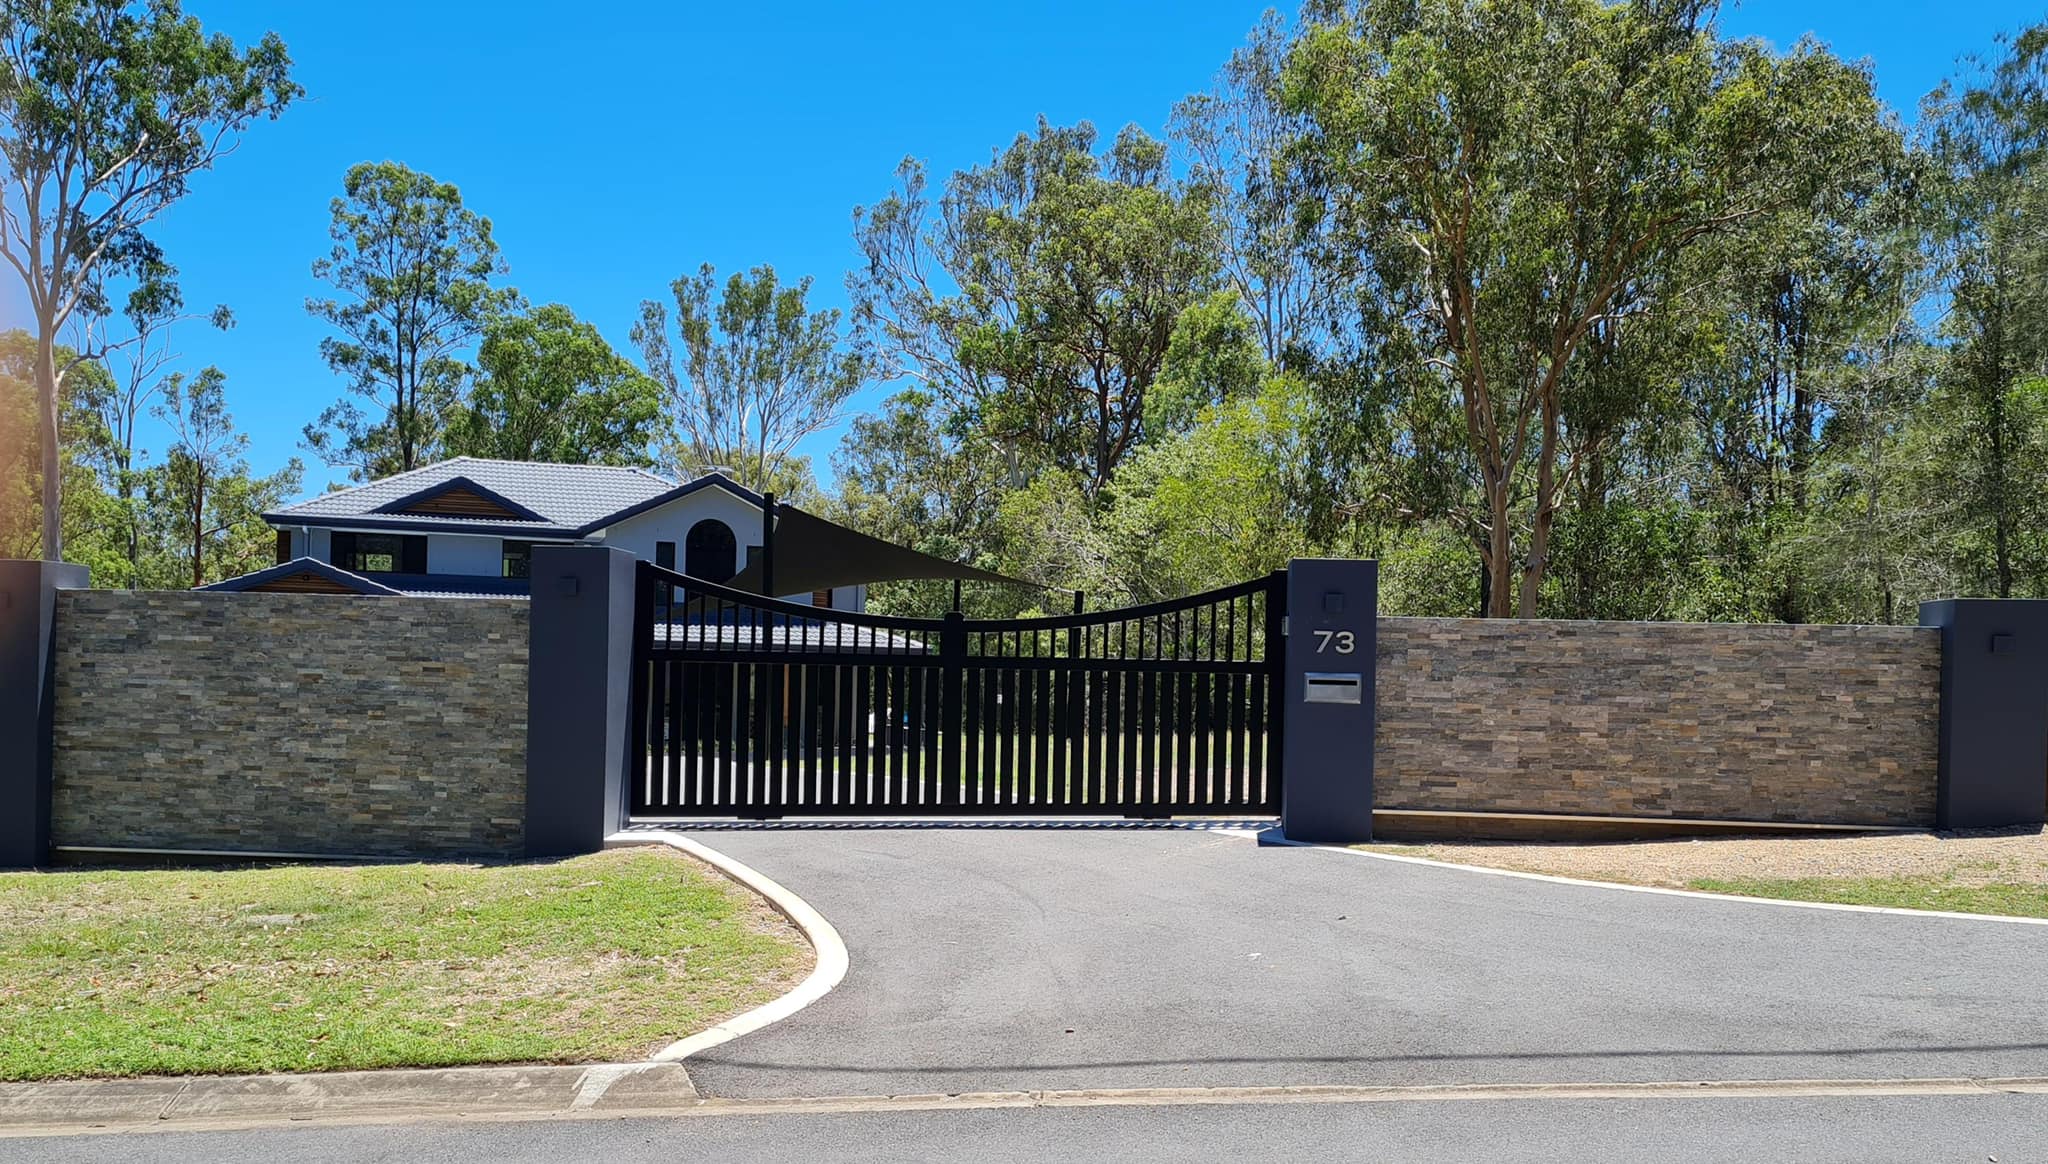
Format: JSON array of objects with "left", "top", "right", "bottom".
[
  {"left": 197, "top": 558, "right": 402, "bottom": 596},
  {"left": 578, "top": 472, "right": 764, "bottom": 534},
  {"left": 371, "top": 475, "right": 546, "bottom": 522}
]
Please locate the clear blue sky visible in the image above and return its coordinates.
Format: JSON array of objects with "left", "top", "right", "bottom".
[{"left": 22, "top": 0, "right": 2042, "bottom": 498}]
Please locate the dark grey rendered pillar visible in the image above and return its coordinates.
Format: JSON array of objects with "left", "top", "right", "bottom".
[
  {"left": 1280, "top": 558, "right": 1379, "bottom": 843},
  {"left": 526, "top": 545, "right": 638, "bottom": 857},
  {"left": 0, "top": 560, "right": 89, "bottom": 868},
  {"left": 1919, "top": 599, "right": 2048, "bottom": 831}
]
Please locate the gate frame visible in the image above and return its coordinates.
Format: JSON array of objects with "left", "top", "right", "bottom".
[{"left": 625, "top": 560, "right": 1291, "bottom": 820}]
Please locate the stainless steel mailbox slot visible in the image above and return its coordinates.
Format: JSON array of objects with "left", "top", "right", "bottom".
[{"left": 1304, "top": 672, "right": 1363, "bottom": 705}]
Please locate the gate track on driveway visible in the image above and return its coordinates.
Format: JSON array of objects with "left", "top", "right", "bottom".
[{"left": 671, "top": 826, "right": 2048, "bottom": 1100}]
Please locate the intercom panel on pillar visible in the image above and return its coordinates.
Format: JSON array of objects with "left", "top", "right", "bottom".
[{"left": 1280, "top": 558, "right": 1378, "bottom": 844}]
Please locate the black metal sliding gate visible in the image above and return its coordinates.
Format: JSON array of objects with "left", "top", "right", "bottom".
[{"left": 628, "top": 562, "right": 1286, "bottom": 818}]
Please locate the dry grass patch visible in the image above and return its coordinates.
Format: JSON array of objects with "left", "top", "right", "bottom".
[
  {"left": 1358, "top": 827, "right": 2048, "bottom": 918},
  {"left": 0, "top": 846, "right": 813, "bottom": 1082}
]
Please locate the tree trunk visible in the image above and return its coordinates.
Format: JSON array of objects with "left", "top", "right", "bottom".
[
  {"left": 1483, "top": 470, "right": 1513, "bottom": 618},
  {"left": 1518, "top": 391, "right": 1561, "bottom": 619},
  {"left": 35, "top": 325, "right": 62, "bottom": 563},
  {"left": 190, "top": 468, "right": 206, "bottom": 589}
]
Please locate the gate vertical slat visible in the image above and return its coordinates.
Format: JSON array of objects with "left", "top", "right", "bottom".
[
  {"left": 650, "top": 631, "right": 670, "bottom": 810},
  {"left": 1073, "top": 635, "right": 1087, "bottom": 806},
  {"left": 714, "top": 650, "right": 733, "bottom": 809},
  {"left": 1176, "top": 665, "right": 1194, "bottom": 808},
  {"left": 1140, "top": 667, "right": 1158, "bottom": 813},
  {"left": 941, "top": 614, "right": 964, "bottom": 810},
  {"left": 735, "top": 655, "right": 756, "bottom": 813},
  {"left": 1119, "top": 651, "right": 1137, "bottom": 810},
  {"left": 1035, "top": 653, "right": 1053, "bottom": 804},
  {"left": 828, "top": 661, "right": 841, "bottom": 807},
  {"left": 999, "top": 659, "right": 1015, "bottom": 803},
  {"left": 688, "top": 658, "right": 707, "bottom": 807},
  {"left": 666, "top": 649, "right": 684, "bottom": 810},
  {"left": 802, "top": 663, "right": 819, "bottom": 808},
  {"left": 894, "top": 662, "right": 913, "bottom": 807},
  {"left": 852, "top": 659, "right": 871, "bottom": 805},
  {"left": 923, "top": 653, "right": 943, "bottom": 806},
  {"left": 818, "top": 662, "right": 834, "bottom": 808},
  {"left": 1247, "top": 651, "right": 1266, "bottom": 808}
]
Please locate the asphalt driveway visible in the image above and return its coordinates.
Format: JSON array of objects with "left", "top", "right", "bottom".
[{"left": 672, "top": 825, "right": 2048, "bottom": 1099}]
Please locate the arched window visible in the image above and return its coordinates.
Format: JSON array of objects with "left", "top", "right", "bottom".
[{"left": 684, "top": 519, "right": 737, "bottom": 582}]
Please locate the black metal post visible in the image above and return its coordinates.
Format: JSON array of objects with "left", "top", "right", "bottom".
[
  {"left": 952, "top": 578, "right": 962, "bottom": 613},
  {"left": 761, "top": 491, "right": 776, "bottom": 598}
]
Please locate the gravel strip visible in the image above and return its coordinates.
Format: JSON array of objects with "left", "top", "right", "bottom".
[{"left": 1363, "top": 826, "right": 2048, "bottom": 888}]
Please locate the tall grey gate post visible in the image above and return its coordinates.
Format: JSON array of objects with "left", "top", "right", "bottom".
[
  {"left": 0, "top": 560, "right": 89, "bottom": 868},
  {"left": 525, "top": 545, "right": 638, "bottom": 857},
  {"left": 1280, "top": 558, "right": 1378, "bottom": 843},
  {"left": 1919, "top": 599, "right": 2048, "bottom": 830}
]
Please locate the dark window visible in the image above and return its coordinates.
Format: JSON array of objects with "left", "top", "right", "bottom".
[
  {"left": 655, "top": 540, "right": 676, "bottom": 571},
  {"left": 275, "top": 530, "right": 292, "bottom": 565},
  {"left": 685, "top": 519, "right": 736, "bottom": 582},
  {"left": 811, "top": 588, "right": 832, "bottom": 608},
  {"left": 332, "top": 532, "right": 425, "bottom": 574},
  {"left": 502, "top": 540, "right": 534, "bottom": 579}
]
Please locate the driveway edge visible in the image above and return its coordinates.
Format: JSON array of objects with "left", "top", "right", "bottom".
[
  {"left": 1258, "top": 833, "right": 2048, "bottom": 925},
  {"left": 605, "top": 830, "right": 850, "bottom": 1060}
]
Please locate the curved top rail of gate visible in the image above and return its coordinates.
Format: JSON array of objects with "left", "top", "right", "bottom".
[{"left": 637, "top": 561, "right": 1284, "bottom": 666}]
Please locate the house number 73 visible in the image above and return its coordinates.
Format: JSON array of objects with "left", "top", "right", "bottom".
[{"left": 1313, "top": 629, "right": 1356, "bottom": 654}]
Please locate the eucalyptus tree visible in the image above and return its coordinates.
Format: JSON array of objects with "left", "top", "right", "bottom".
[
  {"left": 0, "top": 0, "right": 296, "bottom": 561},
  {"left": 632, "top": 262, "right": 860, "bottom": 493},
  {"left": 1918, "top": 24, "right": 2048, "bottom": 599},
  {"left": 71, "top": 258, "right": 231, "bottom": 576},
  {"left": 0, "top": 326, "right": 121, "bottom": 569},
  {"left": 1170, "top": 10, "right": 1334, "bottom": 368},
  {"left": 849, "top": 120, "right": 1221, "bottom": 498},
  {"left": 1284, "top": 0, "right": 1892, "bottom": 616},
  {"left": 150, "top": 366, "right": 298, "bottom": 587},
  {"left": 304, "top": 161, "right": 515, "bottom": 481},
  {"left": 445, "top": 304, "right": 661, "bottom": 466}
]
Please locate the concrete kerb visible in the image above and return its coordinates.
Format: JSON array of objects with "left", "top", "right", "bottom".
[
  {"left": 1254, "top": 830, "right": 2048, "bottom": 926},
  {"left": 0, "top": 833, "right": 845, "bottom": 1139},
  {"left": 13, "top": 1075, "right": 2048, "bottom": 1140},
  {"left": 602, "top": 829, "right": 850, "bottom": 1061}
]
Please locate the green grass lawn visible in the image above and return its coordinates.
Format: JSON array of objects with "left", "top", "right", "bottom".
[
  {"left": 0, "top": 847, "right": 812, "bottom": 1082},
  {"left": 1686, "top": 875, "right": 2048, "bottom": 918}
]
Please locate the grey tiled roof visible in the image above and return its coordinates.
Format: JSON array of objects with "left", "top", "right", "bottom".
[{"left": 268, "top": 457, "right": 684, "bottom": 531}]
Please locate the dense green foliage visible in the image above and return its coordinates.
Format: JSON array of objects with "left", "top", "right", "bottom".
[
  {"left": 445, "top": 304, "right": 662, "bottom": 467},
  {"left": 831, "top": 4, "right": 2048, "bottom": 622}
]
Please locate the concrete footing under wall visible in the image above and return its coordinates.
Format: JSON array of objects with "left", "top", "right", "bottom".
[{"left": 1369, "top": 809, "right": 1927, "bottom": 844}]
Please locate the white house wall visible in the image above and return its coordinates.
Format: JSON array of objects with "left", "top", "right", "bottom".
[
  {"left": 288, "top": 528, "right": 332, "bottom": 562},
  {"left": 595, "top": 488, "right": 857, "bottom": 609},
  {"left": 427, "top": 533, "right": 503, "bottom": 577}
]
